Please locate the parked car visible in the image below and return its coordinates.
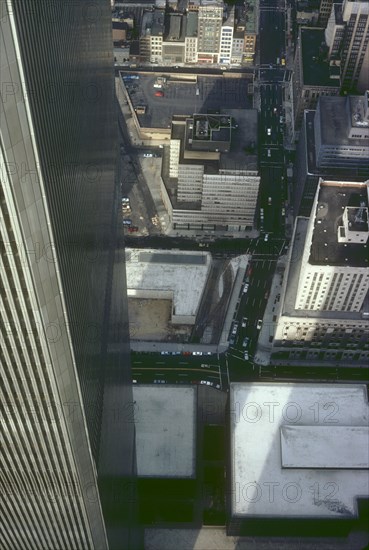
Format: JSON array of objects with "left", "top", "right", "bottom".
[
  {"left": 264, "top": 233, "right": 269, "bottom": 242},
  {"left": 256, "top": 319, "right": 263, "bottom": 330},
  {"left": 122, "top": 219, "right": 132, "bottom": 226},
  {"left": 244, "top": 351, "right": 249, "bottom": 361},
  {"left": 143, "top": 153, "right": 153, "bottom": 158},
  {"left": 267, "top": 128, "right": 271, "bottom": 136},
  {"left": 243, "top": 283, "right": 249, "bottom": 294},
  {"left": 121, "top": 197, "right": 130, "bottom": 203},
  {"left": 231, "top": 322, "right": 239, "bottom": 335},
  {"left": 154, "top": 91, "right": 164, "bottom": 97},
  {"left": 128, "top": 226, "right": 138, "bottom": 233},
  {"left": 192, "top": 351, "right": 203, "bottom": 356}
]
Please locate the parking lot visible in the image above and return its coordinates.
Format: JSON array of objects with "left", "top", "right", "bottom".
[{"left": 122, "top": 73, "right": 253, "bottom": 129}]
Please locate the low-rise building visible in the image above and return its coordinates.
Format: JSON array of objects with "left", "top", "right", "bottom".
[{"left": 229, "top": 382, "right": 369, "bottom": 535}]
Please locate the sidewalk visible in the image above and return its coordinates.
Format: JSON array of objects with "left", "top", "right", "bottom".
[
  {"left": 218, "top": 256, "right": 250, "bottom": 352},
  {"left": 253, "top": 255, "right": 288, "bottom": 366}
]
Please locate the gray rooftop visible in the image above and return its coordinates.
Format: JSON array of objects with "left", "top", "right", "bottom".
[
  {"left": 230, "top": 382, "right": 369, "bottom": 518},
  {"left": 133, "top": 385, "right": 196, "bottom": 478},
  {"left": 317, "top": 95, "right": 369, "bottom": 146},
  {"left": 301, "top": 27, "right": 340, "bottom": 88},
  {"left": 309, "top": 181, "right": 369, "bottom": 266},
  {"left": 185, "top": 12, "right": 198, "bottom": 37},
  {"left": 164, "top": 13, "right": 183, "bottom": 41}
]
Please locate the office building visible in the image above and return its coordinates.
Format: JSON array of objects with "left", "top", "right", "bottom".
[
  {"left": 229, "top": 382, "right": 369, "bottom": 536},
  {"left": 325, "top": 0, "right": 369, "bottom": 92},
  {"left": 294, "top": 92, "right": 369, "bottom": 217},
  {"left": 292, "top": 27, "right": 340, "bottom": 137},
  {"left": 318, "top": 0, "right": 335, "bottom": 26},
  {"left": 163, "top": 112, "right": 260, "bottom": 232},
  {"left": 197, "top": 2, "right": 224, "bottom": 63},
  {"left": 1, "top": 1, "right": 140, "bottom": 549},
  {"left": 271, "top": 178, "right": 369, "bottom": 366},
  {"left": 219, "top": 8, "right": 234, "bottom": 65}
]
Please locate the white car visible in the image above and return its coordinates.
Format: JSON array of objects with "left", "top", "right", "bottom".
[
  {"left": 143, "top": 153, "right": 153, "bottom": 158},
  {"left": 193, "top": 351, "right": 203, "bottom": 356},
  {"left": 242, "top": 337, "right": 250, "bottom": 348},
  {"left": 241, "top": 317, "right": 248, "bottom": 328},
  {"left": 264, "top": 234, "right": 269, "bottom": 242},
  {"left": 243, "top": 283, "right": 249, "bottom": 294},
  {"left": 256, "top": 319, "right": 263, "bottom": 330},
  {"left": 244, "top": 351, "right": 249, "bottom": 361},
  {"left": 267, "top": 128, "right": 271, "bottom": 136}
]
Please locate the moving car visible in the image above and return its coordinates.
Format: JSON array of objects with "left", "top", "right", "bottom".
[
  {"left": 241, "top": 317, "right": 248, "bottom": 328},
  {"left": 242, "top": 337, "right": 250, "bottom": 348},
  {"left": 244, "top": 351, "right": 249, "bottom": 361}
]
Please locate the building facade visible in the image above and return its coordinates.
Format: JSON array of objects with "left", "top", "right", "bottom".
[
  {"left": 271, "top": 179, "right": 369, "bottom": 366},
  {"left": 1, "top": 1, "right": 139, "bottom": 549},
  {"left": 197, "top": 3, "right": 223, "bottom": 63},
  {"left": 325, "top": 0, "right": 369, "bottom": 92}
]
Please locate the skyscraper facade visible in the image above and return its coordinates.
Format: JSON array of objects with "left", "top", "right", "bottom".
[
  {"left": 1, "top": 1, "right": 139, "bottom": 548},
  {"left": 325, "top": 0, "right": 369, "bottom": 92}
]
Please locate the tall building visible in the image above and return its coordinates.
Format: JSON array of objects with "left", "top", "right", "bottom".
[
  {"left": 271, "top": 178, "right": 369, "bottom": 366},
  {"left": 292, "top": 27, "right": 340, "bottom": 137},
  {"left": 197, "top": 2, "right": 224, "bottom": 63},
  {"left": 325, "top": 0, "right": 369, "bottom": 92},
  {"left": 294, "top": 92, "right": 369, "bottom": 217},
  {"left": 1, "top": 2, "right": 140, "bottom": 549}
]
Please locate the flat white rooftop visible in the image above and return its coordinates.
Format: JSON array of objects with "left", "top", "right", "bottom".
[
  {"left": 230, "top": 383, "right": 369, "bottom": 518},
  {"left": 125, "top": 248, "right": 211, "bottom": 317},
  {"left": 133, "top": 385, "right": 196, "bottom": 478}
]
